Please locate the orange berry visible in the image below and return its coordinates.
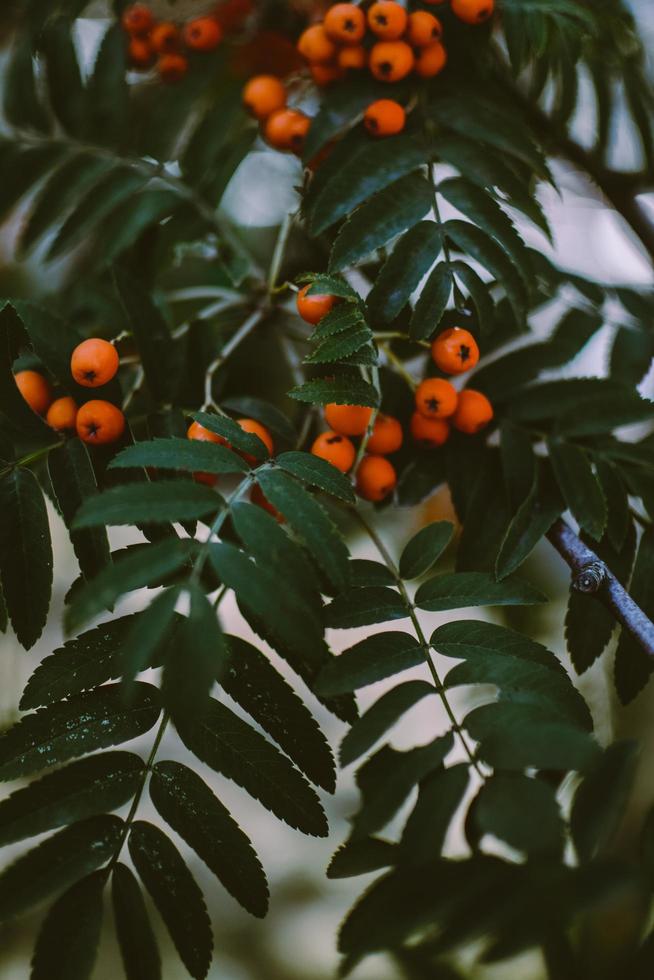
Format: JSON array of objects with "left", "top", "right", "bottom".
[
  {"left": 14, "top": 370, "right": 52, "bottom": 415},
  {"left": 237, "top": 418, "right": 274, "bottom": 464},
  {"left": 296, "top": 284, "right": 337, "bottom": 324},
  {"left": 369, "top": 41, "right": 415, "bottom": 82},
  {"left": 158, "top": 52, "right": 188, "bottom": 82},
  {"left": 46, "top": 396, "right": 78, "bottom": 432},
  {"left": 453, "top": 389, "right": 494, "bottom": 434},
  {"left": 451, "top": 0, "right": 495, "bottom": 24},
  {"left": 76, "top": 400, "right": 125, "bottom": 445},
  {"left": 406, "top": 10, "right": 443, "bottom": 46},
  {"left": 368, "top": 2, "right": 408, "bottom": 40},
  {"left": 264, "top": 108, "right": 310, "bottom": 153},
  {"left": 310, "top": 62, "right": 344, "bottom": 86},
  {"left": 128, "top": 37, "right": 155, "bottom": 69},
  {"left": 410, "top": 411, "right": 450, "bottom": 447},
  {"left": 431, "top": 327, "right": 479, "bottom": 375},
  {"left": 415, "top": 378, "right": 458, "bottom": 419},
  {"left": 150, "top": 22, "right": 180, "bottom": 53},
  {"left": 338, "top": 45, "right": 367, "bottom": 70},
  {"left": 356, "top": 455, "right": 397, "bottom": 502},
  {"left": 366, "top": 414, "right": 403, "bottom": 455},
  {"left": 121, "top": 4, "right": 154, "bottom": 35},
  {"left": 364, "top": 99, "right": 405, "bottom": 137},
  {"left": 324, "top": 403, "right": 373, "bottom": 437},
  {"left": 324, "top": 4, "right": 366, "bottom": 43},
  {"left": 242, "top": 75, "right": 286, "bottom": 120},
  {"left": 183, "top": 16, "right": 223, "bottom": 51},
  {"left": 250, "top": 483, "right": 284, "bottom": 522},
  {"left": 311, "top": 431, "right": 356, "bottom": 473},
  {"left": 297, "top": 24, "right": 337, "bottom": 63},
  {"left": 70, "top": 338, "right": 119, "bottom": 388},
  {"left": 414, "top": 41, "right": 447, "bottom": 78},
  {"left": 187, "top": 420, "right": 224, "bottom": 486}
]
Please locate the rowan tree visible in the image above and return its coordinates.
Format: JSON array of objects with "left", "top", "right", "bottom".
[{"left": 0, "top": 1, "right": 653, "bottom": 978}]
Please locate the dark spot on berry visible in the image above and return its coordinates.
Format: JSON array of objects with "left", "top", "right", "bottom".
[
  {"left": 458, "top": 345, "right": 471, "bottom": 363},
  {"left": 425, "top": 397, "right": 440, "bottom": 413},
  {"left": 478, "top": 7, "right": 491, "bottom": 19},
  {"left": 326, "top": 435, "right": 343, "bottom": 444},
  {"left": 367, "top": 116, "right": 379, "bottom": 130},
  {"left": 379, "top": 61, "right": 392, "bottom": 75},
  {"left": 84, "top": 370, "right": 97, "bottom": 381},
  {"left": 344, "top": 17, "right": 355, "bottom": 31},
  {"left": 375, "top": 14, "right": 389, "bottom": 26}
]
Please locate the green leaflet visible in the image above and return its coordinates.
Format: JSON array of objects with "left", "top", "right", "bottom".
[
  {"left": 161, "top": 587, "right": 223, "bottom": 726},
  {"left": 0, "top": 467, "right": 52, "bottom": 649},
  {"left": 0, "top": 751, "right": 143, "bottom": 847},
  {"left": 0, "top": 683, "right": 161, "bottom": 781},
  {"left": 288, "top": 374, "right": 380, "bottom": 408},
  {"left": 415, "top": 571, "right": 547, "bottom": 612},
  {"left": 275, "top": 450, "right": 356, "bottom": 503},
  {"left": 399, "top": 765, "right": 470, "bottom": 866},
  {"left": 330, "top": 174, "right": 433, "bottom": 272},
  {"left": 444, "top": 219, "right": 528, "bottom": 323},
  {"left": 108, "top": 437, "right": 248, "bottom": 476},
  {"left": 409, "top": 262, "right": 453, "bottom": 341},
  {"left": 176, "top": 697, "right": 328, "bottom": 837},
  {"left": 614, "top": 527, "right": 654, "bottom": 703},
  {"left": 323, "top": 586, "right": 408, "bottom": 628},
  {"left": 72, "top": 480, "right": 222, "bottom": 528},
  {"left": 128, "top": 821, "right": 213, "bottom": 980},
  {"left": 327, "top": 837, "right": 398, "bottom": 879},
  {"left": 470, "top": 774, "right": 564, "bottom": 858},
  {"left": 31, "top": 871, "right": 105, "bottom": 980},
  {"left": 367, "top": 221, "right": 443, "bottom": 323},
  {"left": 399, "top": 520, "right": 454, "bottom": 579},
  {"left": 112, "top": 864, "right": 162, "bottom": 980},
  {"left": 340, "top": 680, "right": 435, "bottom": 766},
  {"left": 316, "top": 632, "right": 425, "bottom": 697},
  {"left": 222, "top": 634, "right": 335, "bottom": 792},
  {"left": 0, "top": 815, "right": 123, "bottom": 922},
  {"left": 548, "top": 440, "right": 607, "bottom": 540},
  {"left": 150, "top": 761, "right": 269, "bottom": 917},
  {"left": 571, "top": 741, "right": 639, "bottom": 862}
]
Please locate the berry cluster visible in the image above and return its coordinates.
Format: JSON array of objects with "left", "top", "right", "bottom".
[
  {"left": 14, "top": 339, "right": 125, "bottom": 446},
  {"left": 121, "top": 2, "right": 235, "bottom": 82},
  {"left": 242, "top": 0, "right": 495, "bottom": 154},
  {"left": 296, "top": 285, "right": 493, "bottom": 502}
]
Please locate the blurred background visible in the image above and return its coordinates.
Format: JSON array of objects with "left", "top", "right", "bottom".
[{"left": 0, "top": 1, "right": 653, "bottom": 977}]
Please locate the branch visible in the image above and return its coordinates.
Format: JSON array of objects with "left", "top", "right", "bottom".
[{"left": 546, "top": 518, "right": 654, "bottom": 659}]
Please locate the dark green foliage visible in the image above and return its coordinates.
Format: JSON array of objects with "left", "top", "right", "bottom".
[
  {"left": 31, "top": 871, "right": 105, "bottom": 980},
  {"left": 112, "top": 864, "right": 162, "bottom": 980}
]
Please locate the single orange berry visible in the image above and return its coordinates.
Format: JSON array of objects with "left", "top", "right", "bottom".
[
  {"left": 310, "top": 62, "right": 344, "bottom": 86},
  {"left": 128, "top": 37, "right": 155, "bottom": 69},
  {"left": 158, "top": 52, "right": 188, "bottom": 82},
  {"left": 415, "top": 378, "right": 458, "bottom": 419},
  {"left": 121, "top": 4, "right": 154, "bottom": 35},
  {"left": 356, "top": 455, "right": 397, "bottom": 502},
  {"left": 453, "top": 389, "right": 494, "bottom": 434},
  {"left": 297, "top": 24, "right": 337, "bottom": 63},
  {"left": 410, "top": 411, "right": 450, "bottom": 447},
  {"left": 324, "top": 403, "right": 373, "bottom": 437},
  {"left": 324, "top": 4, "right": 366, "bottom": 43},
  {"left": 14, "top": 370, "right": 52, "bottom": 415},
  {"left": 250, "top": 483, "right": 284, "bottom": 522},
  {"left": 183, "top": 16, "right": 223, "bottom": 51},
  {"left": 296, "top": 284, "right": 337, "bottom": 324},
  {"left": 150, "top": 22, "right": 180, "bottom": 53},
  {"left": 311, "top": 431, "right": 356, "bottom": 473},
  {"left": 237, "top": 418, "right": 274, "bottom": 465},
  {"left": 431, "top": 327, "right": 479, "bottom": 375},
  {"left": 366, "top": 413, "right": 403, "bottom": 455},
  {"left": 369, "top": 41, "right": 415, "bottom": 83},
  {"left": 264, "top": 108, "right": 310, "bottom": 153},
  {"left": 242, "top": 75, "right": 286, "bottom": 120},
  {"left": 368, "top": 1, "right": 408, "bottom": 40},
  {"left": 338, "top": 45, "right": 367, "bottom": 70},
  {"left": 414, "top": 41, "right": 447, "bottom": 78},
  {"left": 406, "top": 10, "right": 443, "bottom": 46},
  {"left": 451, "top": 0, "right": 495, "bottom": 24},
  {"left": 76, "top": 400, "right": 125, "bottom": 445},
  {"left": 364, "top": 99, "right": 406, "bottom": 137},
  {"left": 46, "top": 396, "right": 78, "bottom": 432},
  {"left": 70, "top": 338, "right": 119, "bottom": 388}
]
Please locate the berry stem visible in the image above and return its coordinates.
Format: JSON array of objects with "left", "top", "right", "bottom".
[
  {"left": 352, "top": 507, "right": 485, "bottom": 777},
  {"left": 352, "top": 365, "right": 382, "bottom": 473},
  {"left": 0, "top": 440, "right": 63, "bottom": 478}
]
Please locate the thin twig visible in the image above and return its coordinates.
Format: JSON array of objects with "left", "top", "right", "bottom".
[
  {"left": 547, "top": 518, "right": 654, "bottom": 659},
  {"left": 203, "top": 308, "right": 267, "bottom": 408}
]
